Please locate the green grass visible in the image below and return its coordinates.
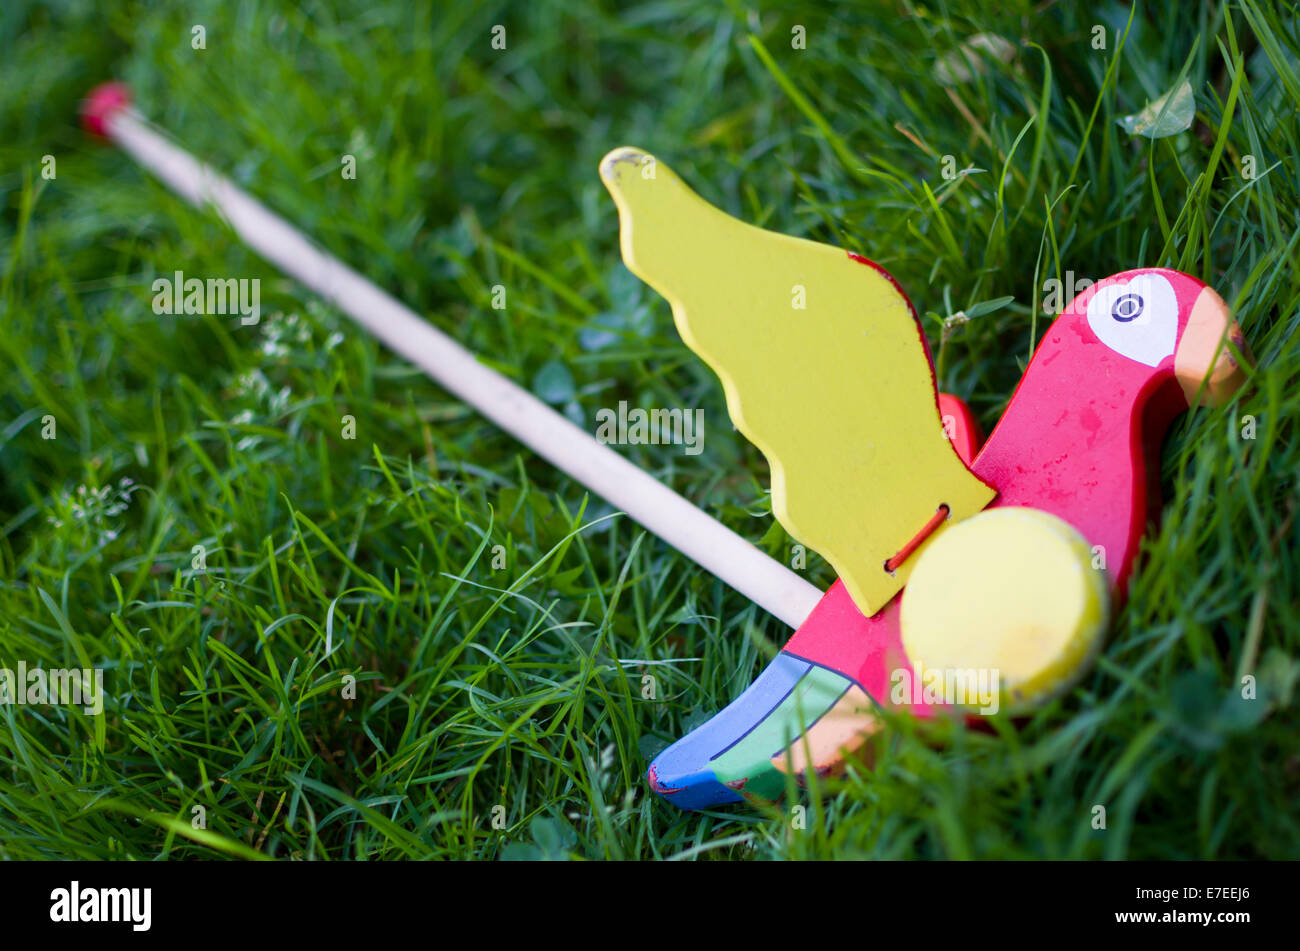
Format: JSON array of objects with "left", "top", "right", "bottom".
[{"left": 1, "top": 0, "right": 1298, "bottom": 860}]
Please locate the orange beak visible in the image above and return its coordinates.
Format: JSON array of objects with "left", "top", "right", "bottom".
[{"left": 1174, "top": 285, "right": 1252, "bottom": 407}]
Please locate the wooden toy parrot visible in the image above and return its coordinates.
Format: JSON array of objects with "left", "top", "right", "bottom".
[{"left": 599, "top": 147, "right": 1251, "bottom": 810}]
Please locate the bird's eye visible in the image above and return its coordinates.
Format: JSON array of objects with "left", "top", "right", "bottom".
[
  {"left": 1111, "top": 293, "right": 1144, "bottom": 322},
  {"left": 1085, "top": 273, "right": 1178, "bottom": 368}
]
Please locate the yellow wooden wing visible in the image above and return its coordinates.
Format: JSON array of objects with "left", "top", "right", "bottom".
[{"left": 599, "top": 147, "right": 996, "bottom": 617}]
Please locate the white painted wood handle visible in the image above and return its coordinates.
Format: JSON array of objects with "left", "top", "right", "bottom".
[{"left": 100, "top": 103, "right": 824, "bottom": 629}]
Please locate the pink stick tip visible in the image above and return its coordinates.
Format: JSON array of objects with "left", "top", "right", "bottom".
[{"left": 81, "top": 82, "right": 133, "bottom": 139}]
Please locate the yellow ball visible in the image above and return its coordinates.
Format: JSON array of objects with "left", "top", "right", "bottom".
[{"left": 899, "top": 507, "right": 1110, "bottom": 713}]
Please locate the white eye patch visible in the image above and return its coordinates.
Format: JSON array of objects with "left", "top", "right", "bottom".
[{"left": 1086, "top": 273, "right": 1178, "bottom": 367}]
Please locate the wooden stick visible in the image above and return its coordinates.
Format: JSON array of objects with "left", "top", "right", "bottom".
[{"left": 84, "top": 85, "right": 823, "bottom": 629}]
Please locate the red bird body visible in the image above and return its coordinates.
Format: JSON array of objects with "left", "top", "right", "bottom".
[{"left": 648, "top": 267, "right": 1248, "bottom": 809}]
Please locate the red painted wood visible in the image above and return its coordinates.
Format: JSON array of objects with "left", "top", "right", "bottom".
[
  {"left": 937, "top": 392, "right": 982, "bottom": 466},
  {"left": 784, "top": 269, "right": 1211, "bottom": 706}
]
